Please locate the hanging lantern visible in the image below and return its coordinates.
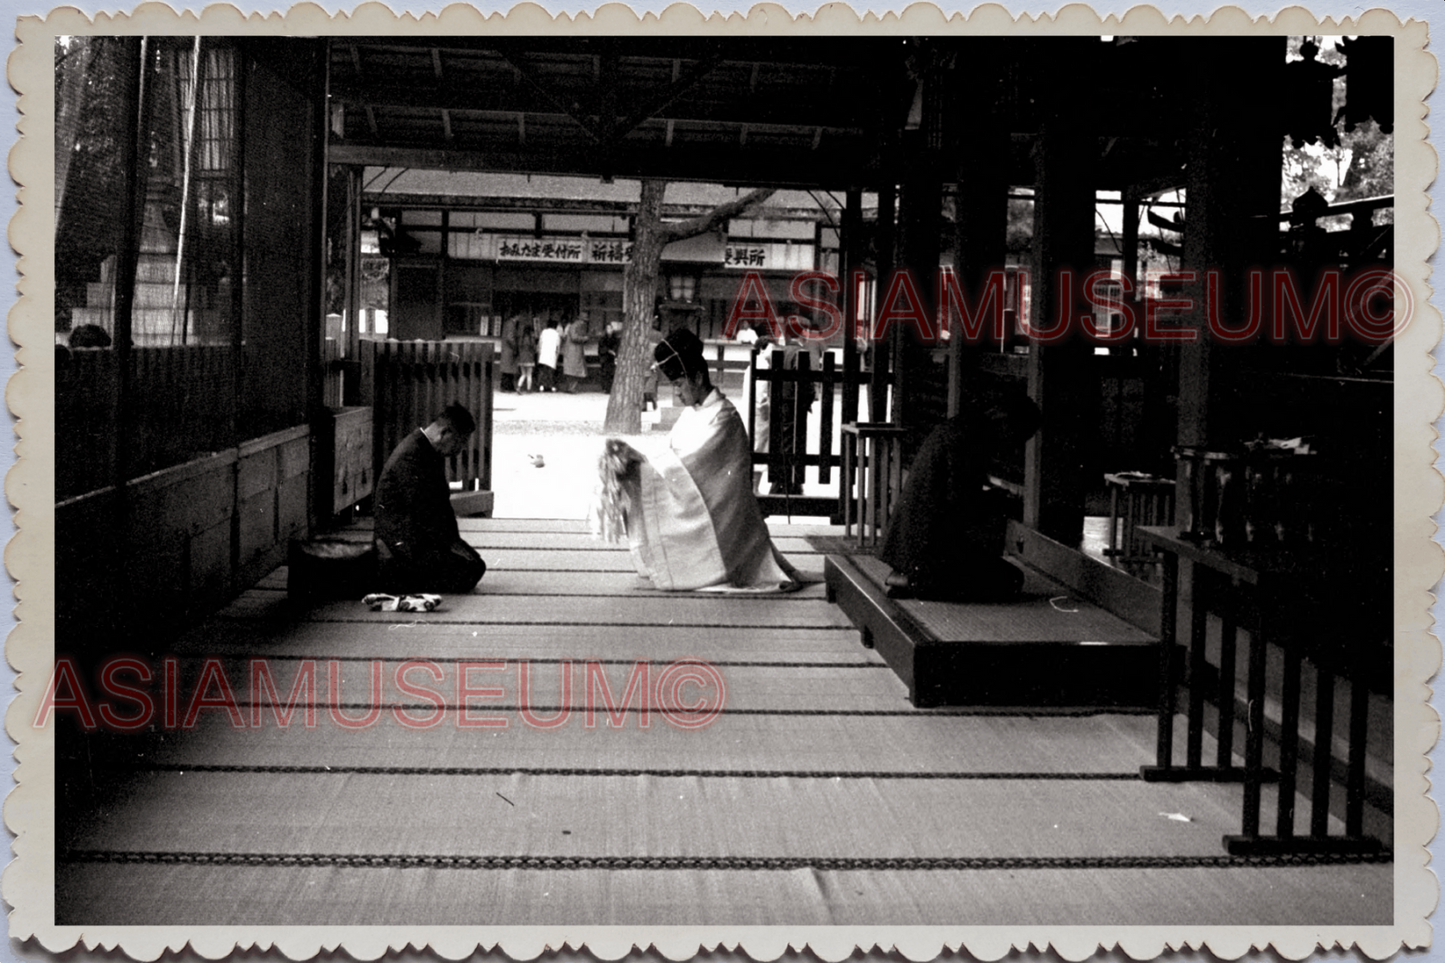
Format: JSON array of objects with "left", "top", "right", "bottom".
[{"left": 1283, "top": 38, "right": 1342, "bottom": 149}]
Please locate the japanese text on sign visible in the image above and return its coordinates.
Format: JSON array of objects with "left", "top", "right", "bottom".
[
  {"left": 497, "top": 239, "right": 586, "bottom": 262},
  {"left": 725, "top": 246, "right": 768, "bottom": 268}
]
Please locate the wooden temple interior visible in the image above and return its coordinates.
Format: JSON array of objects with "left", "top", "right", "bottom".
[{"left": 49, "top": 34, "right": 1397, "bottom": 923}]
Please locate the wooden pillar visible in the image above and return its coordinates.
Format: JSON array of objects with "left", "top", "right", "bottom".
[
  {"left": 948, "top": 125, "right": 1010, "bottom": 416},
  {"left": 840, "top": 189, "right": 863, "bottom": 429},
  {"left": 307, "top": 38, "right": 331, "bottom": 529},
  {"left": 891, "top": 43, "right": 948, "bottom": 436},
  {"left": 894, "top": 167, "right": 942, "bottom": 432},
  {"left": 345, "top": 166, "right": 363, "bottom": 364},
  {"left": 870, "top": 182, "right": 896, "bottom": 423},
  {"left": 1121, "top": 191, "right": 1140, "bottom": 302},
  {"left": 1176, "top": 39, "right": 1284, "bottom": 458},
  {"left": 1023, "top": 113, "right": 1099, "bottom": 544},
  {"left": 947, "top": 41, "right": 1010, "bottom": 417}
]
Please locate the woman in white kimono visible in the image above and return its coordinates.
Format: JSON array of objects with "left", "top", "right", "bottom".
[{"left": 597, "top": 329, "right": 801, "bottom": 593}]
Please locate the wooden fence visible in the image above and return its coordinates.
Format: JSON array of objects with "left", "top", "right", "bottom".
[
  {"left": 359, "top": 339, "right": 495, "bottom": 494},
  {"left": 746, "top": 346, "right": 873, "bottom": 519}
]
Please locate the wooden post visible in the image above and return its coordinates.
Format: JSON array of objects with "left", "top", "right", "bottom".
[
  {"left": 894, "top": 168, "right": 941, "bottom": 431},
  {"left": 870, "top": 183, "right": 896, "bottom": 424},
  {"left": 948, "top": 124, "right": 1010, "bottom": 417},
  {"left": 1176, "top": 38, "right": 1285, "bottom": 454},
  {"left": 1121, "top": 190, "right": 1140, "bottom": 302},
  {"left": 840, "top": 189, "right": 862, "bottom": 431},
  {"left": 1023, "top": 112, "right": 1099, "bottom": 544},
  {"left": 308, "top": 38, "right": 331, "bottom": 530}
]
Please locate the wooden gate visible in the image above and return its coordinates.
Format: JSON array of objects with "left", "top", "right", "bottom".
[{"left": 745, "top": 346, "right": 876, "bottom": 520}]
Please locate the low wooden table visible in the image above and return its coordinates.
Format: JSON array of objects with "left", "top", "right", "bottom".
[
  {"left": 825, "top": 554, "right": 1158, "bottom": 709},
  {"left": 1136, "top": 525, "right": 1384, "bottom": 857}
]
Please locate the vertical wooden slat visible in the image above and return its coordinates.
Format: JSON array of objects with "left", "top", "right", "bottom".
[
  {"left": 1152, "top": 552, "right": 1179, "bottom": 769},
  {"left": 1216, "top": 613, "right": 1237, "bottom": 768},
  {"left": 1185, "top": 565, "right": 1208, "bottom": 769},
  {"left": 1276, "top": 646, "right": 1302, "bottom": 838},
  {"left": 765, "top": 348, "right": 783, "bottom": 481},
  {"left": 818, "top": 353, "right": 834, "bottom": 484},
  {"left": 792, "top": 349, "right": 811, "bottom": 492},
  {"left": 1241, "top": 620, "right": 1268, "bottom": 837},
  {"left": 1345, "top": 677, "right": 1368, "bottom": 837},
  {"left": 1310, "top": 666, "right": 1335, "bottom": 838}
]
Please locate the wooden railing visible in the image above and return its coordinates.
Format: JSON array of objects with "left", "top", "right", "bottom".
[{"left": 359, "top": 339, "right": 495, "bottom": 493}]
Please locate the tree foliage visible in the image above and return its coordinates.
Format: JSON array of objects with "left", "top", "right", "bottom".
[{"left": 1281, "top": 36, "right": 1393, "bottom": 213}]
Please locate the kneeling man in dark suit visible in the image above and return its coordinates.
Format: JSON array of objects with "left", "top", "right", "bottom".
[{"left": 374, "top": 403, "right": 487, "bottom": 594}]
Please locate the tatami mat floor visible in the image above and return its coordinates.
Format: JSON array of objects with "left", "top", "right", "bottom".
[{"left": 57, "top": 518, "right": 1392, "bottom": 926}]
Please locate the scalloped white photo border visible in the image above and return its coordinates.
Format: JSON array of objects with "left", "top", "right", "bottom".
[{"left": 4, "top": 6, "right": 1438, "bottom": 960}]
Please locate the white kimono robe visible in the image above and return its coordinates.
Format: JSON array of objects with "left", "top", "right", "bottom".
[{"left": 626, "top": 390, "right": 800, "bottom": 592}]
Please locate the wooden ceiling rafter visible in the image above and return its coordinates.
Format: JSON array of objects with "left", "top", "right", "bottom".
[
  {"left": 330, "top": 141, "right": 879, "bottom": 189},
  {"left": 493, "top": 46, "right": 607, "bottom": 143},
  {"left": 607, "top": 52, "right": 727, "bottom": 146},
  {"left": 325, "top": 38, "right": 1199, "bottom": 194},
  {"left": 331, "top": 81, "right": 865, "bottom": 134}
]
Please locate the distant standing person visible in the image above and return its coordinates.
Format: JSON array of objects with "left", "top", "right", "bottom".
[
  {"left": 561, "top": 313, "right": 589, "bottom": 393},
  {"left": 597, "top": 320, "right": 621, "bottom": 393},
  {"left": 498, "top": 315, "right": 520, "bottom": 392},
  {"left": 753, "top": 310, "right": 820, "bottom": 495},
  {"left": 516, "top": 321, "right": 538, "bottom": 393},
  {"left": 373, "top": 403, "right": 487, "bottom": 594},
  {"left": 537, "top": 318, "right": 561, "bottom": 393}
]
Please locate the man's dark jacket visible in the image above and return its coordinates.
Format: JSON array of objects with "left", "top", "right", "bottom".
[{"left": 374, "top": 429, "right": 485, "bottom": 593}]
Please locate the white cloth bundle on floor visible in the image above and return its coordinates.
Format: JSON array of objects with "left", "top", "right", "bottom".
[{"left": 362, "top": 593, "right": 443, "bottom": 612}]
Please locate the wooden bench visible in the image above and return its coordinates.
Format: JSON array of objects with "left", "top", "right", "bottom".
[{"left": 825, "top": 553, "right": 1159, "bottom": 709}]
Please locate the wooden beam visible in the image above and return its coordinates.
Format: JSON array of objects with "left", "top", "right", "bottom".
[
  {"left": 328, "top": 78, "right": 866, "bottom": 131},
  {"left": 329, "top": 141, "right": 880, "bottom": 190}
]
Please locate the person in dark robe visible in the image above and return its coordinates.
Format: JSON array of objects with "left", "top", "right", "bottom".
[
  {"left": 374, "top": 403, "right": 487, "bottom": 594},
  {"left": 879, "top": 389, "right": 1041, "bottom": 601},
  {"left": 597, "top": 321, "right": 621, "bottom": 393}
]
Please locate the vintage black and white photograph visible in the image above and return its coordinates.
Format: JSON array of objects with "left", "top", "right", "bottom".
[{"left": 10, "top": 6, "right": 1437, "bottom": 954}]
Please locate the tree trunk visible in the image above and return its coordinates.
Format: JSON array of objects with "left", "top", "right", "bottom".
[
  {"left": 602, "top": 179, "right": 777, "bottom": 435},
  {"left": 604, "top": 180, "right": 668, "bottom": 434}
]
